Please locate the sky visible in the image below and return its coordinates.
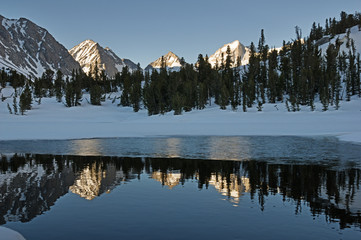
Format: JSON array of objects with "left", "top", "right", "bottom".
[{"left": 2, "top": 0, "right": 361, "bottom": 68}]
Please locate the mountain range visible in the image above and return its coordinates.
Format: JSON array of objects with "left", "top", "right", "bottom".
[
  {"left": 2, "top": 14, "right": 357, "bottom": 79},
  {"left": 0, "top": 14, "right": 256, "bottom": 78}
]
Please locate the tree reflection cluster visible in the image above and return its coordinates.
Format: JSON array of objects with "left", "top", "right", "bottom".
[{"left": 0, "top": 154, "right": 360, "bottom": 229}]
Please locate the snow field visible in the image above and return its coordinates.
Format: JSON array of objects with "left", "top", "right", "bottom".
[{"left": 1, "top": 87, "right": 361, "bottom": 143}]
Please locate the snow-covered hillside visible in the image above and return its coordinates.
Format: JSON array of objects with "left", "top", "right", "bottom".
[
  {"left": 0, "top": 87, "right": 360, "bottom": 143},
  {"left": 208, "top": 40, "right": 250, "bottom": 68},
  {"left": 0, "top": 15, "right": 80, "bottom": 78},
  {"left": 145, "top": 51, "right": 183, "bottom": 71},
  {"left": 69, "top": 40, "right": 139, "bottom": 77},
  {"left": 318, "top": 25, "right": 361, "bottom": 55}
]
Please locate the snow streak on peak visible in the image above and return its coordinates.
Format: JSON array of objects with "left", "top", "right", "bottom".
[{"left": 208, "top": 40, "right": 250, "bottom": 68}]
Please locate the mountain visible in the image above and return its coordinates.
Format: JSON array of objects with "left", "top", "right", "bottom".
[
  {"left": 145, "top": 51, "right": 183, "bottom": 71},
  {"left": 0, "top": 15, "right": 81, "bottom": 78},
  {"left": 208, "top": 40, "right": 250, "bottom": 68},
  {"left": 69, "top": 40, "right": 139, "bottom": 77}
]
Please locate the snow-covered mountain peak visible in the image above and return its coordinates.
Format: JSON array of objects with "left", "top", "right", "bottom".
[
  {"left": 0, "top": 15, "right": 80, "bottom": 77},
  {"left": 69, "top": 40, "right": 139, "bottom": 76},
  {"left": 208, "top": 40, "right": 250, "bottom": 68},
  {"left": 223, "top": 40, "right": 241, "bottom": 51},
  {"left": 145, "top": 51, "right": 183, "bottom": 71}
]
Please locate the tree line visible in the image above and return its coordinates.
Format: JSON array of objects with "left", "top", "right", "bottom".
[{"left": 1, "top": 11, "right": 361, "bottom": 115}]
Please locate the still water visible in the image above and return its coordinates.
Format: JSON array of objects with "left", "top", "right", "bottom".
[{"left": 0, "top": 136, "right": 361, "bottom": 240}]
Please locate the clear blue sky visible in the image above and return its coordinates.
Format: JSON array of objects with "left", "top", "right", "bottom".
[{"left": 2, "top": 0, "right": 360, "bottom": 67}]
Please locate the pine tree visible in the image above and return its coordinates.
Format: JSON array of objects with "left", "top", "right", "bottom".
[
  {"left": 325, "top": 44, "right": 339, "bottom": 105},
  {"left": 90, "top": 84, "right": 102, "bottom": 105},
  {"left": 219, "top": 83, "right": 229, "bottom": 110},
  {"left": 120, "top": 66, "right": 131, "bottom": 106},
  {"left": 172, "top": 92, "right": 183, "bottom": 115},
  {"left": 130, "top": 65, "right": 143, "bottom": 112},
  {"left": 231, "top": 59, "right": 241, "bottom": 110},
  {"left": 357, "top": 53, "right": 361, "bottom": 97},
  {"left": 88, "top": 61, "right": 102, "bottom": 106},
  {"left": 258, "top": 29, "right": 268, "bottom": 104},
  {"left": 73, "top": 70, "right": 83, "bottom": 106},
  {"left": 0, "top": 72, "right": 4, "bottom": 88},
  {"left": 196, "top": 54, "right": 209, "bottom": 109},
  {"left": 243, "top": 42, "right": 258, "bottom": 108},
  {"left": 12, "top": 94, "right": 18, "bottom": 115},
  {"left": 54, "top": 70, "right": 63, "bottom": 102},
  {"left": 19, "top": 83, "right": 32, "bottom": 115},
  {"left": 41, "top": 69, "right": 54, "bottom": 97},
  {"left": 64, "top": 78, "right": 74, "bottom": 107},
  {"left": 267, "top": 49, "right": 279, "bottom": 103},
  {"left": 279, "top": 41, "right": 291, "bottom": 96}
]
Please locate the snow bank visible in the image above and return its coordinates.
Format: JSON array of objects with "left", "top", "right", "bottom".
[
  {"left": 0, "top": 88, "right": 361, "bottom": 144},
  {"left": 0, "top": 227, "right": 26, "bottom": 240}
]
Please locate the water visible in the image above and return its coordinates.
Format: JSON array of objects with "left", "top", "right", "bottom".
[{"left": 0, "top": 136, "right": 361, "bottom": 240}]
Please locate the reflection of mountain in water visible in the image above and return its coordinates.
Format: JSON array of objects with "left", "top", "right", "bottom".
[
  {"left": 0, "top": 154, "right": 75, "bottom": 224},
  {"left": 70, "top": 163, "right": 126, "bottom": 200},
  {"left": 208, "top": 174, "right": 250, "bottom": 205},
  {"left": 0, "top": 154, "right": 360, "bottom": 229},
  {"left": 152, "top": 171, "right": 181, "bottom": 189}
]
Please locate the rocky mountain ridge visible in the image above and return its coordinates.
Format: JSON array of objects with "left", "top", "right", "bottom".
[
  {"left": 69, "top": 39, "right": 139, "bottom": 77},
  {"left": 0, "top": 15, "right": 80, "bottom": 78}
]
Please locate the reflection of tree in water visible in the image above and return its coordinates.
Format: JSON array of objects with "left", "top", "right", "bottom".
[
  {"left": 0, "top": 154, "right": 360, "bottom": 229},
  {"left": 242, "top": 161, "right": 361, "bottom": 228}
]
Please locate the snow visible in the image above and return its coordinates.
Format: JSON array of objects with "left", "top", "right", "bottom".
[
  {"left": 0, "top": 87, "right": 360, "bottom": 144},
  {"left": 208, "top": 40, "right": 249, "bottom": 68},
  {"left": 148, "top": 51, "right": 182, "bottom": 69},
  {"left": 2, "top": 18, "right": 17, "bottom": 31},
  {"left": 115, "top": 64, "right": 123, "bottom": 72},
  {"left": 69, "top": 40, "right": 100, "bottom": 74},
  {"left": 0, "top": 227, "right": 26, "bottom": 240},
  {"left": 319, "top": 26, "right": 361, "bottom": 55}
]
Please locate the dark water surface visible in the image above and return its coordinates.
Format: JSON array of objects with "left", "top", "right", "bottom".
[{"left": 0, "top": 136, "right": 361, "bottom": 240}]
